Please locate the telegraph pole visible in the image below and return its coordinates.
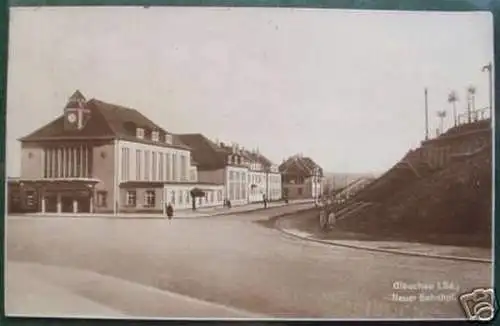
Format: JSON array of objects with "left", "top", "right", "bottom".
[
  {"left": 425, "top": 88, "right": 429, "bottom": 140},
  {"left": 482, "top": 62, "right": 493, "bottom": 124}
]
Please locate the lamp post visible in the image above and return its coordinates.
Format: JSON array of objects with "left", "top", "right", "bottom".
[
  {"left": 482, "top": 62, "right": 493, "bottom": 123},
  {"left": 425, "top": 88, "right": 429, "bottom": 140}
]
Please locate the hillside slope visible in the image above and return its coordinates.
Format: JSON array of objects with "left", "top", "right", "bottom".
[{"left": 335, "top": 146, "right": 492, "bottom": 247}]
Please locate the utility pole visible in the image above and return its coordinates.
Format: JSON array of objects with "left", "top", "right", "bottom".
[
  {"left": 425, "top": 88, "right": 429, "bottom": 140},
  {"left": 482, "top": 62, "right": 493, "bottom": 124}
]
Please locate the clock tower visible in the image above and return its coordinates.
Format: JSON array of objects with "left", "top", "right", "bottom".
[{"left": 64, "top": 90, "right": 90, "bottom": 131}]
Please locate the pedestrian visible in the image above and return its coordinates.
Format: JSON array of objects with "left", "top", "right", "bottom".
[
  {"left": 166, "top": 202, "right": 174, "bottom": 220},
  {"left": 263, "top": 194, "right": 267, "bottom": 209}
]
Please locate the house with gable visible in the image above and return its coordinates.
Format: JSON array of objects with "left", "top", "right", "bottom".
[{"left": 279, "top": 154, "right": 323, "bottom": 200}]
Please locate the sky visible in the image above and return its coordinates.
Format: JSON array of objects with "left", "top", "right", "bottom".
[{"left": 6, "top": 7, "right": 494, "bottom": 176}]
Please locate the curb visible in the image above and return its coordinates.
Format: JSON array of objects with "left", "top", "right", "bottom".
[
  {"left": 9, "top": 201, "right": 314, "bottom": 220},
  {"left": 277, "top": 228, "right": 492, "bottom": 264}
]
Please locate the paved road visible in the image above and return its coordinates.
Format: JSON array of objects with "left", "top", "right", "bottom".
[{"left": 6, "top": 204, "right": 492, "bottom": 319}]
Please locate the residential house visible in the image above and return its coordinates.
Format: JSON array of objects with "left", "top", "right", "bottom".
[
  {"left": 177, "top": 134, "right": 282, "bottom": 205},
  {"left": 279, "top": 154, "right": 323, "bottom": 200}
]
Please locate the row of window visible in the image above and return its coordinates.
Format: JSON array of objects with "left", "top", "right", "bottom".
[
  {"left": 124, "top": 189, "right": 223, "bottom": 207},
  {"left": 43, "top": 146, "right": 92, "bottom": 179},
  {"left": 121, "top": 148, "right": 189, "bottom": 182},
  {"left": 248, "top": 174, "right": 281, "bottom": 185},
  {"left": 136, "top": 128, "right": 173, "bottom": 144}
]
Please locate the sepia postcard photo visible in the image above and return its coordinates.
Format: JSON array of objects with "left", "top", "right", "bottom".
[{"left": 4, "top": 5, "right": 495, "bottom": 320}]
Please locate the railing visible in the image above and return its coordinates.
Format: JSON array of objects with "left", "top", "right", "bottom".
[{"left": 456, "top": 107, "right": 490, "bottom": 126}]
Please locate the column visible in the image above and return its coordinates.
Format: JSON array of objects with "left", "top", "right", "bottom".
[
  {"left": 62, "top": 147, "right": 66, "bottom": 177},
  {"left": 83, "top": 146, "right": 88, "bottom": 178},
  {"left": 51, "top": 148, "right": 56, "bottom": 178},
  {"left": 162, "top": 187, "right": 167, "bottom": 215},
  {"left": 73, "top": 147, "right": 77, "bottom": 177},
  {"left": 73, "top": 198, "right": 78, "bottom": 213},
  {"left": 41, "top": 195, "right": 46, "bottom": 213},
  {"left": 80, "top": 145, "right": 84, "bottom": 177},
  {"left": 57, "top": 148, "right": 62, "bottom": 178},
  {"left": 68, "top": 147, "right": 73, "bottom": 177},
  {"left": 89, "top": 189, "right": 94, "bottom": 213},
  {"left": 56, "top": 193, "right": 62, "bottom": 213}
]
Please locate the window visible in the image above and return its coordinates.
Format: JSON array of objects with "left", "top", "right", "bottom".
[
  {"left": 136, "top": 128, "right": 145, "bottom": 139},
  {"left": 121, "top": 148, "right": 130, "bottom": 181},
  {"left": 159, "top": 153, "right": 164, "bottom": 180},
  {"left": 126, "top": 190, "right": 137, "bottom": 206},
  {"left": 198, "top": 196, "right": 202, "bottom": 206},
  {"left": 165, "top": 134, "right": 173, "bottom": 144},
  {"left": 152, "top": 152, "right": 157, "bottom": 181},
  {"left": 136, "top": 150, "right": 142, "bottom": 181},
  {"left": 144, "top": 190, "right": 156, "bottom": 207},
  {"left": 171, "top": 190, "right": 176, "bottom": 204},
  {"left": 144, "top": 151, "right": 150, "bottom": 181},
  {"left": 152, "top": 131, "right": 159, "bottom": 142},
  {"left": 298, "top": 187, "right": 303, "bottom": 196},
  {"left": 241, "top": 173, "right": 246, "bottom": 200},
  {"left": 217, "top": 190, "right": 222, "bottom": 202},
  {"left": 179, "top": 190, "right": 184, "bottom": 204},
  {"left": 172, "top": 153, "right": 178, "bottom": 181},
  {"left": 186, "top": 191, "right": 190, "bottom": 203},
  {"left": 180, "top": 155, "right": 187, "bottom": 181},
  {"left": 209, "top": 191, "right": 214, "bottom": 203},
  {"left": 166, "top": 153, "right": 171, "bottom": 181},
  {"left": 97, "top": 191, "right": 108, "bottom": 207}
]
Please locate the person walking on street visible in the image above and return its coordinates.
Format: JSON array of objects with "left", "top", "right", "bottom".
[
  {"left": 263, "top": 194, "right": 268, "bottom": 209},
  {"left": 166, "top": 203, "right": 174, "bottom": 220}
]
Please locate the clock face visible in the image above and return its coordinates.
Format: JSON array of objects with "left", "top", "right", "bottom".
[{"left": 67, "top": 113, "right": 77, "bottom": 123}]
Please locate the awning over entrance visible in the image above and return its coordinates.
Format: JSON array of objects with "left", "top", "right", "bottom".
[{"left": 9, "top": 177, "right": 100, "bottom": 188}]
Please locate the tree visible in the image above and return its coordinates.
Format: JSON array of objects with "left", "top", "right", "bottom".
[
  {"left": 447, "top": 91, "right": 459, "bottom": 126},
  {"left": 437, "top": 110, "right": 447, "bottom": 134}
]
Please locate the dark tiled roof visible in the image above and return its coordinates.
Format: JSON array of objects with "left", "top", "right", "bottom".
[
  {"left": 279, "top": 155, "right": 323, "bottom": 176},
  {"left": 176, "top": 134, "right": 227, "bottom": 170},
  {"left": 242, "top": 149, "right": 273, "bottom": 169},
  {"left": 20, "top": 94, "right": 189, "bottom": 150}
]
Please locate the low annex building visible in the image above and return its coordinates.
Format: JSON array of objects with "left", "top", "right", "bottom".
[{"left": 8, "top": 91, "right": 224, "bottom": 214}]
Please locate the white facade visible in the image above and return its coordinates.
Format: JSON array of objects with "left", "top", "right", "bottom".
[
  {"left": 310, "top": 177, "right": 322, "bottom": 199},
  {"left": 117, "top": 140, "right": 224, "bottom": 212},
  {"left": 225, "top": 165, "right": 248, "bottom": 206},
  {"left": 248, "top": 170, "right": 267, "bottom": 202},
  {"left": 266, "top": 172, "right": 282, "bottom": 201},
  {"left": 117, "top": 140, "right": 191, "bottom": 183}
]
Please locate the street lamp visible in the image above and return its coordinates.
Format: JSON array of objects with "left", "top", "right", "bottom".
[{"left": 482, "top": 62, "right": 493, "bottom": 123}]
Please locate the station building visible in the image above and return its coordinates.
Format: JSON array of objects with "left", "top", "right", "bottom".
[{"left": 8, "top": 91, "right": 225, "bottom": 214}]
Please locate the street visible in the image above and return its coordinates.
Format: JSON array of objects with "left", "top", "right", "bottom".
[{"left": 6, "top": 204, "right": 492, "bottom": 319}]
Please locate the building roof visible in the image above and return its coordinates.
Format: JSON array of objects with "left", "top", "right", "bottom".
[
  {"left": 176, "top": 134, "right": 227, "bottom": 170},
  {"left": 279, "top": 155, "right": 323, "bottom": 177},
  {"left": 20, "top": 93, "right": 189, "bottom": 150},
  {"left": 242, "top": 149, "right": 273, "bottom": 168}
]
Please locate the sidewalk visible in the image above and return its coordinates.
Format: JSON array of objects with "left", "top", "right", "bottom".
[
  {"left": 6, "top": 261, "right": 262, "bottom": 318},
  {"left": 279, "top": 228, "right": 492, "bottom": 263},
  {"left": 10, "top": 199, "right": 314, "bottom": 220}
]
